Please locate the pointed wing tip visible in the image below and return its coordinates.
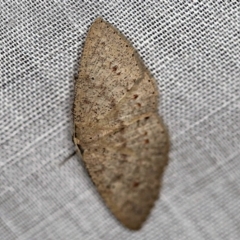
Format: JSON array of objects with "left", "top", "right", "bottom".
[
  {"left": 90, "top": 17, "right": 107, "bottom": 29},
  {"left": 119, "top": 215, "right": 147, "bottom": 230},
  {"left": 113, "top": 205, "right": 152, "bottom": 230},
  {"left": 123, "top": 222, "right": 143, "bottom": 231},
  {"left": 94, "top": 17, "right": 105, "bottom": 23}
]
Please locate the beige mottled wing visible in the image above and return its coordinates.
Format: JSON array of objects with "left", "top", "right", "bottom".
[
  {"left": 82, "top": 114, "right": 168, "bottom": 230},
  {"left": 103, "top": 69, "right": 160, "bottom": 125},
  {"left": 73, "top": 17, "right": 169, "bottom": 230},
  {"left": 74, "top": 18, "right": 144, "bottom": 140}
]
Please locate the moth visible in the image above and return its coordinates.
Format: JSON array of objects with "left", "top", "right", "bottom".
[{"left": 73, "top": 17, "right": 169, "bottom": 230}]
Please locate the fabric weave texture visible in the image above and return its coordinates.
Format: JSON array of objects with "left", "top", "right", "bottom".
[{"left": 1, "top": 1, "right": 239, "bottom": 239}]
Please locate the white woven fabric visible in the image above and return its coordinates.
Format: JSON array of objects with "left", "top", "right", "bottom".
[{"left": 1, "top": 1, "right": 239, "bottom": 239}]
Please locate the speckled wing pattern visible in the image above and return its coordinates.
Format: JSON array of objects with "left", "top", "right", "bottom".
[{"left": 73, "top": 18, "right": 169, "bottom": 230}]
